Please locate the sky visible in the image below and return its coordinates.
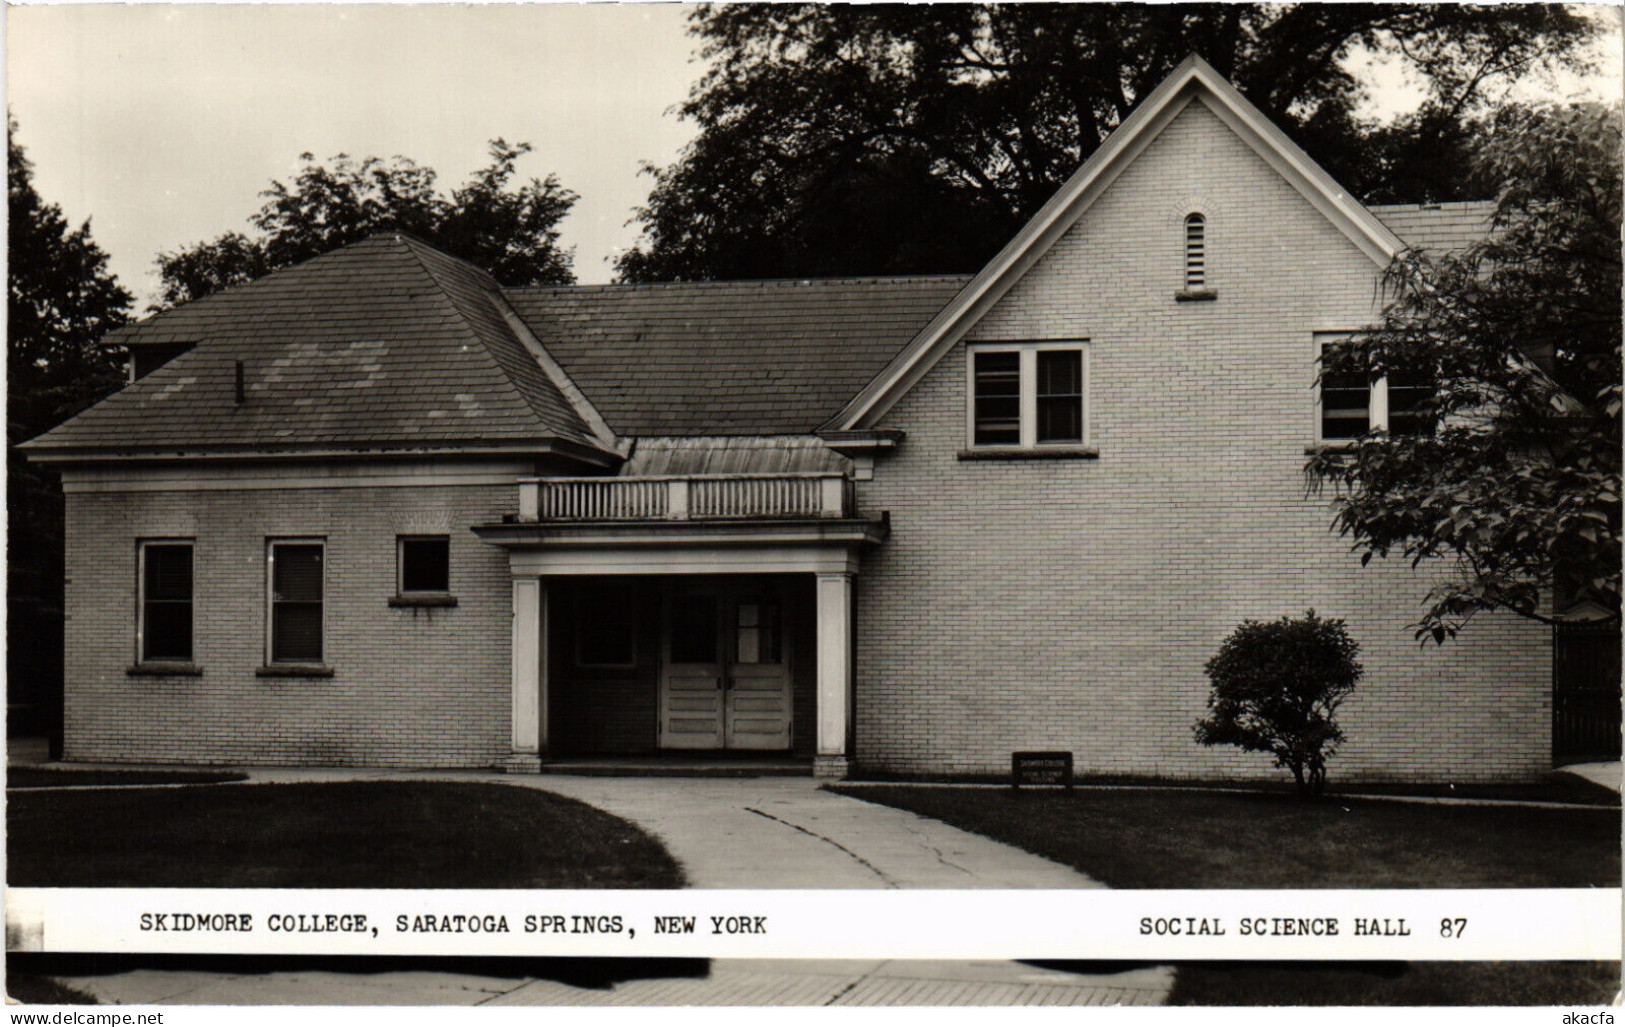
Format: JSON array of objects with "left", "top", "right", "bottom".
[{"left": 7, "top": 3, "right": 1623, "bottom": 308}]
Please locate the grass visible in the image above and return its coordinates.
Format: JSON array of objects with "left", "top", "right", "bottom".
[
  {"left": 8, "top": 780, "right": 683, "bottom": 888},
  {"left": 7, "top": 767, "right": 248, "bottom": 788},
  {"left": 829, "top": 786, "right": 1620, "bottom": 888},
  {"left": 1164, "top": 960, "right": 1622, "bottom": 1006},
  {"left": 852, "top": 772, "right": 1621, "bottom": 807},
  {"left": 5, "top": 974, "right": 100, "bottom": 1005}
]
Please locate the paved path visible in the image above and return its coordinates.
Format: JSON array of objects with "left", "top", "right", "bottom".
[
  {"left": 31, "top": 768, "right": 1169, "bottom": 1007},
  {"left": 502, "top": 774, "right": 1101, "bottom": 888},
  {"left": 52, "top": 959, "right": 1173, "bottom": 1007},
  {"left": 1558, "top": 761, "right": 1622, "bottom": 794},
  {"left": 224, "top": 769, "right": 1101, "bottom": 888}
]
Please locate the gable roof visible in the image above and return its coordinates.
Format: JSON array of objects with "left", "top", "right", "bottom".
[
  {"left": 504, "top": 275, "right": 969, "bottom": 436},
  {"left": 825, "top": 54, "right": 1413, "bottom": 432},
  {"left": 24, "top": 234, "right": 618, "bottom": 464}
]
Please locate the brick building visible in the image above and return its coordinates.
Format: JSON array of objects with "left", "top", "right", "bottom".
[{"left": 23, "top": 58, "right": 1552, "bottom": 781}]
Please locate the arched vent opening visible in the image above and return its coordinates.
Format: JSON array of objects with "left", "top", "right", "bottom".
[{"left": 1183, "top": 213, "right": 1206, "bottom": 289}]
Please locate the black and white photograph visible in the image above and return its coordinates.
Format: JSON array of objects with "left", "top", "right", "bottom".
[{"left": 5, "top": 1, "right": 1622, "bottom": 1018}]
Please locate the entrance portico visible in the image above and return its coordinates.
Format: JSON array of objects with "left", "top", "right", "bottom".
[{"left": 475, "top": 474, "right": 886, "bottom": 779}]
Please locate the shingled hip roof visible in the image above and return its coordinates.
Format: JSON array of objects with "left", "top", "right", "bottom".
[{"left": 23, "top": 233, "right": 615, "bottom": 463}]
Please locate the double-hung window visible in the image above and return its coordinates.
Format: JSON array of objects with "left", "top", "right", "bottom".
[
  {"left": 268, "top": 539, "right": 325, "bottom": 664},
  {"left": 139, "top": 541, "right": 193, "bottom": 663},
  {"left": 968, "top": 342, "right": 1088, "bottom": 450},
  {"left": 1317, "top": 334, "right": 1433, "bottom": 443}
]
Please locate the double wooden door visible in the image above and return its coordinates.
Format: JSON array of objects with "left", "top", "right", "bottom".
[{"left": 659, "top": 580, "right": 791, "bottom": 751}]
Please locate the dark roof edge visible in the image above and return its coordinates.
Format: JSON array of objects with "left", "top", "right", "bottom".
[
  {"left": 506, "top": 273, "right": 976, "bottom": 296},
  {"left": 19, "top": 436, "right": 623, "bottom": 469}
]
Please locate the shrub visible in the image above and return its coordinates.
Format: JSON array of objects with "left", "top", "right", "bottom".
[{"left": 1194, "top": 610, "right": 1362, "bottom": 795}]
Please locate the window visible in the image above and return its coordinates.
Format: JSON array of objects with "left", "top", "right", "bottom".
[
  {"left": 669, "top": 591, "right": 719, "bottom": 664},
  {"left": 968, "top": 343, "right": 1089, "bottom": 449},
  {"left": 139, "top": 541, "right": 193, "bottom": 663},
  {"left": 734, "top": 597, "right": 782, "bottom": 664},
  {"left": 1384, "top": 369, "right": 1435, "bottom": 437},
  {"left": 576, "top": 581, "right": 637, "bottom": 667},
  {"left": 268, "top": 540, "right": 324, "bottom": 664},
  {"left": 1183, "top": 213, "right": 1206, "bottom": 289},
  {"left": 1317, "top": 336, "right": 1434, "bottom": 443},
  {"left": 398, "top": 536, "right": 450, "bottom": 594}
]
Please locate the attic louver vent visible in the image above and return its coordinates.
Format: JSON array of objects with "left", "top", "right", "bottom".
[{"left": 1184, "top": 213, "right": 1206, "bottom": 289}]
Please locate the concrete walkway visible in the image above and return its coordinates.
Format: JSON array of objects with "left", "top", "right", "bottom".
[
  {"left": 223, "top": 768, "right": 1101, "bottom": 888},
  {"left": 28, "top": 767, "right": 1171, "bottom": 1006},
  {"left": 1558, "top": 761, "right": 1623, "bottom": 794},
  {"left": 503, "top": 774, "right": 1101, "bottom": 888},
  {"left": 49, "top": 959, "right": 1173, "bottom": 1007}
]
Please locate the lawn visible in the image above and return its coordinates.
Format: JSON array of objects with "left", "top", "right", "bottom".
[
  {"left": 1162, "top": 960, "right": 1622, "bottom": 1006},
  {"left": 829, "top": 786, "right": 1620, "bottom": 888},
  {"left": 8, "top": 780, "right": 684, "bottom": 888},
  {"left": 8, "top": 767, "right": 248, "bottom": 788}
]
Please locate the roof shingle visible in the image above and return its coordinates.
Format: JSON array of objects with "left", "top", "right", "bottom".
[
  {"left": 504, "top": 276, "right": 971, "bottom": 437},
  {"left": 26, "top": 234, "right": 604, "bottom": 457},
  {"left": 1370, "top": 201, "right": 1495, "bottom": 255}
]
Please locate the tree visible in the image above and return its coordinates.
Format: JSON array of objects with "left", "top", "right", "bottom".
[
  {"left": 158, "top": 140, "right": 577, "bottom": 306},
  {"left": 1307, "top": 102, "right": 1622, "bottom": 643},
  {"left": 617, "top": 3, "right": 1596, "bottom": 282},
  {"left": 1194, "top": 612, "right": 1363, "bottom": 796},
  {"left": 8, "top": 114, "right": 133, "bottom": 745}
]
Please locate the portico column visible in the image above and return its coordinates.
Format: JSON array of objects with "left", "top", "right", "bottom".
[
  {"left": 814, "top": 571, "right": 854, "bottom": 779},
  {"left": 505, "top": 576, "right": 546, "bottom": 773}
]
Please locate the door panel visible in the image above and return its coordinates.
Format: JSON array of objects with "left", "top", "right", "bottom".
[
  {"left": 725, "top": 593, "right": 790, "bottom": 749},
  {"left": 660, "top": 588, "right": 723, "bottom": 748},
  {"left": 659, "top": 580, "right": 792, "bottom": 751}
]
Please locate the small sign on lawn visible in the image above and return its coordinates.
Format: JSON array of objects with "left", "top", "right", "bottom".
[{"left": 1011, "top": 751, "right": 1073, "bottom": 790}]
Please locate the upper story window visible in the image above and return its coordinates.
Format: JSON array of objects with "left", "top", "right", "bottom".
[
  {"left": 139, "top": 540, "right": 193, "bottom": 663},
  {"left": 1183, "top": 213, "right": 1206, "bottom": 289},
  {"left": 268, "top": 539, "right": 325, "bottom": 664},
  {"left": 968, "top": 342, "right": 1088, "bottom": 450},
  {"left": 1317, "top": 335, "right": 1434, "bottom": 443}
]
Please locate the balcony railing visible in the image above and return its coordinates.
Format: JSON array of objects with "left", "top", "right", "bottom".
[{"left": 518, "top": 473, "right": 852, "bottom": 522}]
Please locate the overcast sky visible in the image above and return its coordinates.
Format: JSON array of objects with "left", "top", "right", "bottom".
[{"left": 8, "top": 3, "right": 1623, "bottom": 308}]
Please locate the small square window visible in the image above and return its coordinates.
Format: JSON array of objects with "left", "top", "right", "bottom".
[
  {"left": 140, "top": 541, "right": 193, "bottom": 663},
  {"left": 399, "top": 536, "right": 450, "bottom": 594}
]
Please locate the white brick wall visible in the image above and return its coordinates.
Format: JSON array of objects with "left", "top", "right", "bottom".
[
  {"left": 852, "top": 99, "right": 1551, "bottom": 783},
  {"left": 64, "top": 482, "right": 514, "bottom": 767}
]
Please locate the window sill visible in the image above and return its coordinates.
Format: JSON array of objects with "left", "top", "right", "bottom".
[
  {"left": 388, "top": 594, "right": 459, "bottom": 608},
  {"left": 256, "top": 664, "right": 335, "bottom": 678},
  {"left": 1174, "top": 289, "right": 1217, "bottom": 303},
  {"left": 127, "top": 662, "right": 203, "bottom": 677},
  {"left": 957, "top": 446, "right": 1099, "bottom": 461}
]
